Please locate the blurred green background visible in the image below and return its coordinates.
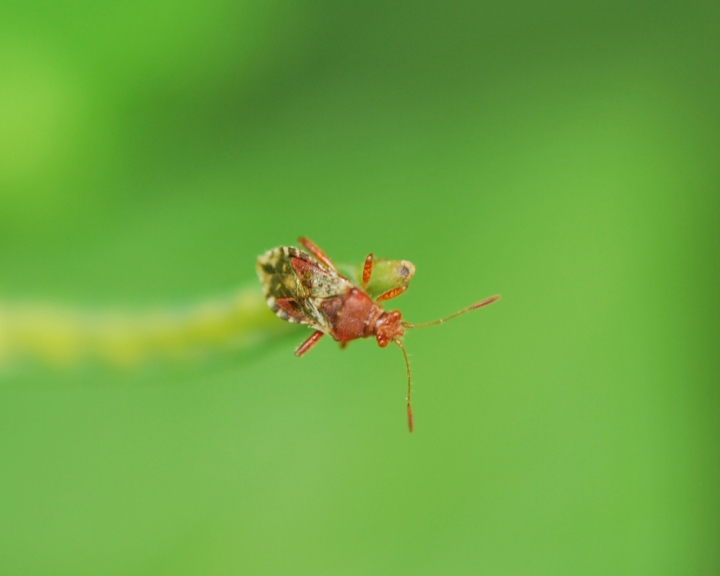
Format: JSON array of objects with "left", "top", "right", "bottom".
[{"left": 1, "top": 1, "right": 718, "bottom": 574}]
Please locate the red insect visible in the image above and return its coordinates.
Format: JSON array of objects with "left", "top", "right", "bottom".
[{"left": 257, "top": 237, "right": 500, "bottom": 432}]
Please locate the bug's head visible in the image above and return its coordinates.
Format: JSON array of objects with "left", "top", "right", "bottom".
[{"left": 375, "top": 310, "right": 405, "bottom": 347}]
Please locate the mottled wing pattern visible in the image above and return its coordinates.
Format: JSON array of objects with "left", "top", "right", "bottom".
[{"left": 256, "top": 246, "right": 353, "bottom": 332}]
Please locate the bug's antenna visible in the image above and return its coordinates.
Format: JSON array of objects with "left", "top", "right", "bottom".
[
  {"left": 403, "top": 295, "right": 500, "bottom": 329},
  {"left": 395, "top": 339, "right": 413, "bottom": 433}
]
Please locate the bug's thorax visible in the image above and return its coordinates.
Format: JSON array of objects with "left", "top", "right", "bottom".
[
  {"left": 320, "top": 287, "right": 405, "bottom": 345},
  {"left": 321, "top": 287, "right": 382, "bottom": 342}
]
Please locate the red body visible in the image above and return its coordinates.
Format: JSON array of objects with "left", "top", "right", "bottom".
[
  {"left": 257, "top": 237, "right": 500, "bottom": 433},
  {"left": 317, "top": 286, "right": 405, "bottom": 347}
]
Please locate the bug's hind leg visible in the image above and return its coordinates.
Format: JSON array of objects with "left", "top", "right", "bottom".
[
  {"left": 295, "top": 330, "right": 324, "bottom": 357},
  {"left": 339, "top": 341, "right": 349, "bottom": 351},
  {"left": 298, "top": 237, "right": 336, "bottom": 271}
]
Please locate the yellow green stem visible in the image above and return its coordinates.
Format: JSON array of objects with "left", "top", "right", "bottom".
[{"left": 0, "top": 287, "right": 292, "bottom": 367}]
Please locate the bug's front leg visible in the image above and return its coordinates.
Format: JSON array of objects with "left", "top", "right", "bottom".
[
  {"left": 295, "top": 330, "right": 324, "bottom": 357},
  {"left": 376, "top": 285, "right": 408, "bottom": 302},
  {"left": 362, "top": 253, "right": 374, "bottom": 290}
]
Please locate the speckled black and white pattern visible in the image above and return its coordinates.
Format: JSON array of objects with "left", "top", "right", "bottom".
[{"left": 256, "top": 246, "right": 353, "bottom": 333}]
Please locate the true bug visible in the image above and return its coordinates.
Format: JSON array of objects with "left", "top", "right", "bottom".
[{"left": 257, "top": 237, "right": 500, "bottom": 432}]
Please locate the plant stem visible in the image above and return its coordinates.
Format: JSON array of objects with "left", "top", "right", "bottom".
[{"left": 0, "top": 287, "right": 292, "bottom": 367}]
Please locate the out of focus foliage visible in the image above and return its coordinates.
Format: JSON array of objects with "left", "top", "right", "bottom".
[{"left": 0, "top": 1, "right": 718, "bottom": 575}]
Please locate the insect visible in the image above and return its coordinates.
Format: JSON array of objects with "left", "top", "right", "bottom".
[{"left": 257, "top": 237, "right": 500, "bottom": 432}]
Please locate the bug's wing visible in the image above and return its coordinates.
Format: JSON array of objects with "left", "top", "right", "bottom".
[{"left": 256, "top": 246, "right": 353, "bottom": 331}]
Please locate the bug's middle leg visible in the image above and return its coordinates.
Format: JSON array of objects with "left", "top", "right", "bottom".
[{"left": 295, "top": 330, "right": 324, "bottom": 357}]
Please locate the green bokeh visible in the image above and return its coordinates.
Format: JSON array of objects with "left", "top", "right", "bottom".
[{"left": 1, "top": 1, "right": 718, "bottom": 574}]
